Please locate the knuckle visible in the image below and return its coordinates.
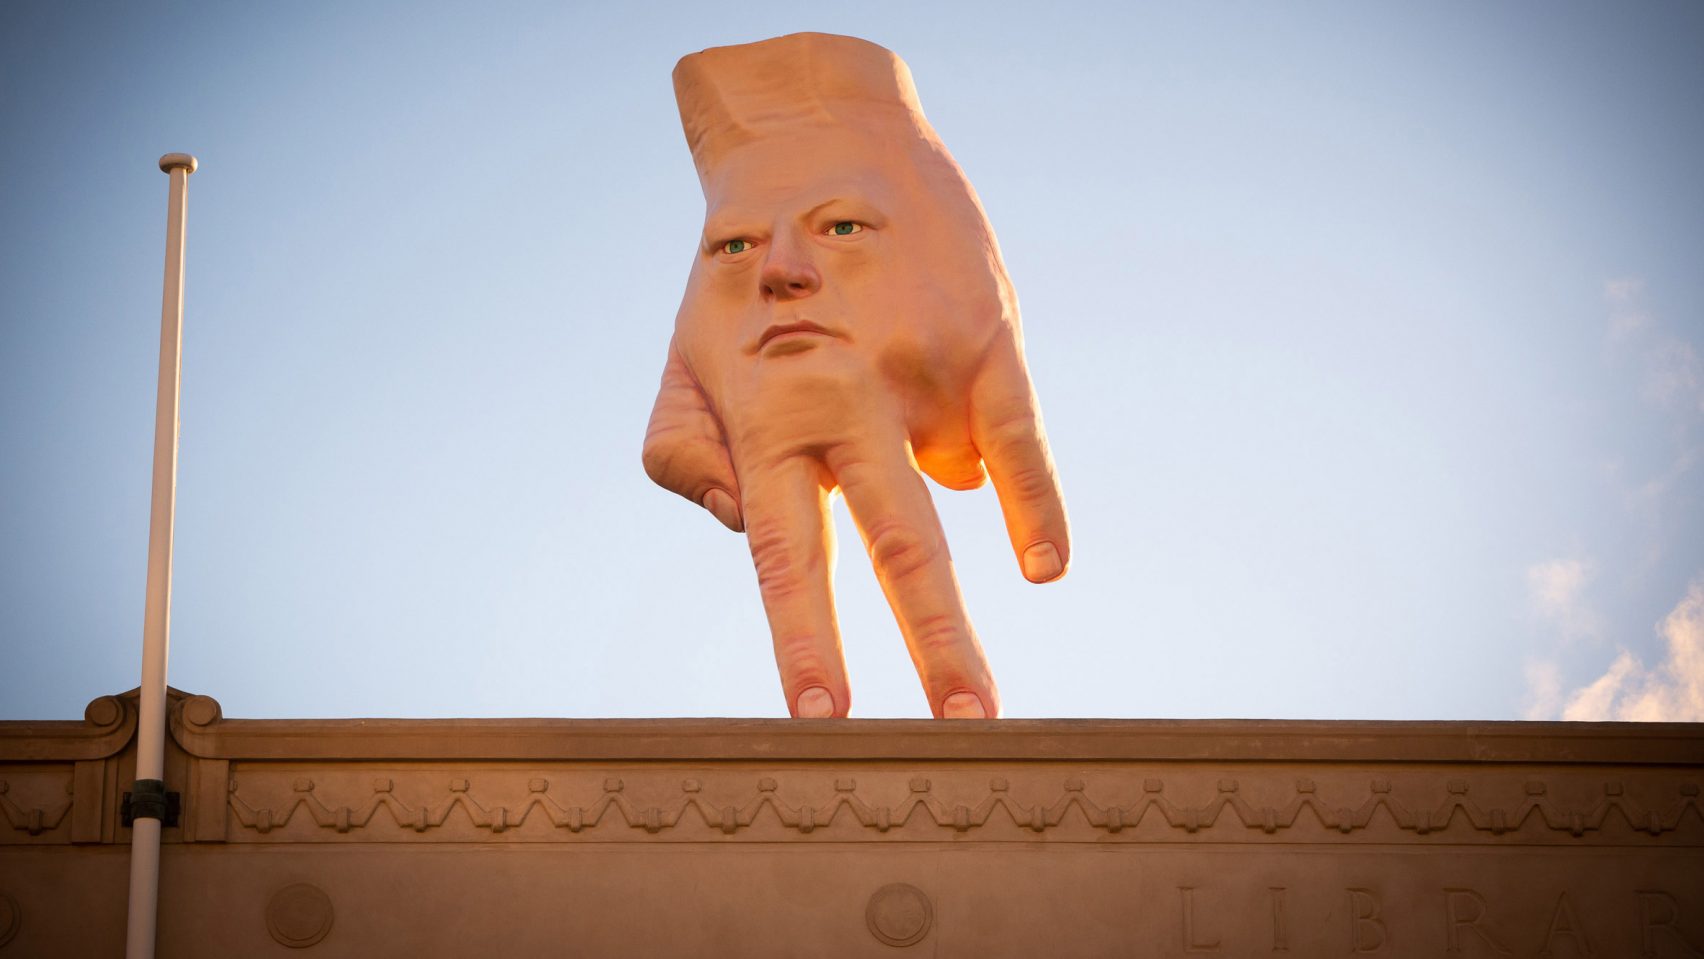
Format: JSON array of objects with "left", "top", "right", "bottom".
[
  {"left": 773, "top": 633, "right": 828, "bottom": 678},
  {"left": 748, "top": 525, "right": 812, "bottom": 601},
  {"left": 864, "top": 522, "right": 943, "bottom": 582},
  {"left": 640, "top": 436, "right": 676, "bottom": 487},
  {"left": 983, "top": 408, "right": 1042, "bottom": 454},
  {"left": 909, "top": 612, "right": 968, "bottom": 658},
  {"left": 1003, "top": 464, "right": 1058, "bottom": 504},
  {"left": 642, "top": 432, "right": 727, "bottom": 501}
]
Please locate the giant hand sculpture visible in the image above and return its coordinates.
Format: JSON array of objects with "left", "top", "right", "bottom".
[{"left": 643, "top": 33, "right": 1069, "bottom": 719}]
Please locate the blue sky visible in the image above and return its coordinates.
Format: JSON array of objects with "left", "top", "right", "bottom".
[{"left": 3, "top": 1, "right": 1700, "bottom": 720}]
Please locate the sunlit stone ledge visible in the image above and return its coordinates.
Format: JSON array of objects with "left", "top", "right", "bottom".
[{"left": 0, "top": 688, "right": 1699, "bottom": 955}]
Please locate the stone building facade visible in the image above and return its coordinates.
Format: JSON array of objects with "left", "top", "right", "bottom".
[{"left": 1, "top": 688, "right": 1701, "bottom": 955}]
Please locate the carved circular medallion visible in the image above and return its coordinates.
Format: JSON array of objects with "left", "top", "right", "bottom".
[
  {"left": 866, "top": 882, "right": 932, "bottom": 947},
  {"left": 266, "top": 883, "right": 333, "bottom": 949},
  {"left": 0, "top": 890, "right": 19, "bottom": 949},
  {"left": 181, "top": 694, "right": 222, "bottom": 727},
  {"left": 83, "top": 695, "right": 122, "bottom": 729}
]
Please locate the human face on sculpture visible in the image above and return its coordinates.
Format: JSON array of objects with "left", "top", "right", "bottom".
[
  {"left": 676, "top": 125, "right": 1005, "bottom": 464},
  {"left": 644, "top": 34, "right": 1069, "bottom": 720}
]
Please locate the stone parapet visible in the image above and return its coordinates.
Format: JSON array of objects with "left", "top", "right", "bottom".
[{"left": 0, "top": 689, "right": 1700, "bottom": 955}]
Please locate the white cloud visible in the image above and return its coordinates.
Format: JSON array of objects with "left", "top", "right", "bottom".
[
  {"left": 1558, "top": 578, "right": 1704, "bottom": 722},
  {"left": 1522, "top": 283, "right": 1704, "bottom": 722},
  {"left": 1526, "top": 558, "right": 1600, "bottom": 642}
]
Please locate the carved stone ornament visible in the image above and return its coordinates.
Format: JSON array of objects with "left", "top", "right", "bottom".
[
  {"left": 265, "top": 883, "right": 333, "bottom": 949},
  {"left": 221, "top": 772, "right": 1704, "bottom": 842},
  {"left": 866, "top": 883, "right": 932, "bottom": 947},
  {"left": 0, "top": 891, "right": 19, "bottom": 949}
]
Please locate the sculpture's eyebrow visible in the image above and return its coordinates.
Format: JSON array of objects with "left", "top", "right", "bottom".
[
  {"left": 703, "top": 196, "right": 858, "bottom": 236},
  {"left": 804, "top": 194, "right": 899, "bottom": 231},
  {"left": 802, "top": 198, "right": 844, "bottom": 221},
  {"left": 801, "top": 195, "right": 889, "bottom": 228},
  {"left": 701, "top": 208, "right": 765, "bottom": 251}
]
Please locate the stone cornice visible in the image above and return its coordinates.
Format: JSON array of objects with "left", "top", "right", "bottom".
[
  {"left": 1, "top": 691, "right": 1697, "bottom": 766},
  {"left": 152, "top": 693, "right": 1704, "bottom": 764},
  {"left": 3, "top": 690, "right": 1701, "bottom": 850},
  {"left": 0, "top": 692, "right": 140, "bottom": 762}
]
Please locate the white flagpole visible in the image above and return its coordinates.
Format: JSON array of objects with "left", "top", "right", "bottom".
[{"left": 126, "top": 152, "right": 197, "bottom": 959}]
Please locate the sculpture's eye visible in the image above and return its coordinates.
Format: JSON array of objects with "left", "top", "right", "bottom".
[
  {"left": 722, "top": 238, "right": 751, "bottom": 255},
  {"left": 828, "top": 221, "right": 862, "bottom": 236}
]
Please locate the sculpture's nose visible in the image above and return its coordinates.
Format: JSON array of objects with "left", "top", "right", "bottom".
[{"left": 759, "top": 236, "right": 820, "bottom": 302}]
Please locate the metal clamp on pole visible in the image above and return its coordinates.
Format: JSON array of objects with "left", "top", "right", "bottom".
[{"left": 122, "top": 779, "right": 180, "bottom": 827}]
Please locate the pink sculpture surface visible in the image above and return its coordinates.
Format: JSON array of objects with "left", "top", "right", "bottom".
[{"left": 644, "top": 33, "right": 1069, "bottom": 719}]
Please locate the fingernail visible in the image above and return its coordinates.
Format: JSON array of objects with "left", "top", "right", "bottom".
[
  {"left": 701, "top": 488, "right": 743, "bottom": 532},
  {"left": 796, "top": 686, "right": 834, "bottom": 718},
  {"left": 942, "top": 691, "right": 986, "bottom": 719},
  {"left": 1021, "top": 542, "right": 1063, "bottom": 583}
]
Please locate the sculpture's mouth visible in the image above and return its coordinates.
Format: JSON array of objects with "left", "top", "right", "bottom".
[{"left": 756, "top": 319, "right": 838, "bottom": 354}]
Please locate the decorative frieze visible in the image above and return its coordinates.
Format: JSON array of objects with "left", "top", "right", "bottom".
[{"left": 222, "top": 770, "right": 1704, "bottom": 843}]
